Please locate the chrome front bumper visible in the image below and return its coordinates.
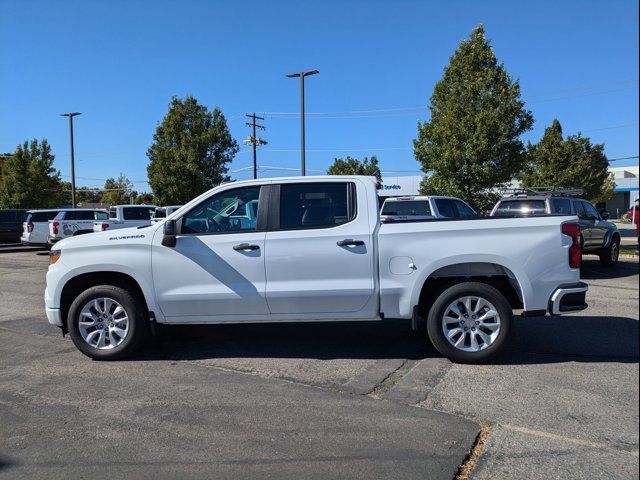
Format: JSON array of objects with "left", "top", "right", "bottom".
[{"left": 549, "top": 282, "right": 589, "bottom": 315}]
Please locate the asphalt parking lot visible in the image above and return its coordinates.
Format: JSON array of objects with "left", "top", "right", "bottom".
[{"left": 0, "top": 245, "right": 638, "bottom": 479}]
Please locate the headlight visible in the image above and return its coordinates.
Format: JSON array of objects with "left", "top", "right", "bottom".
[{"left": 50, "top": 250, "right": 61, "bottom": 265}]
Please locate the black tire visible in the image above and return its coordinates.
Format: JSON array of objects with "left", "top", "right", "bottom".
[
  {"left": 67, "top": 285, "right": 149, "bottom": 360},
  {"left": 599, "top": 237, "right": 620, "bottom": 267},
  {"left": 425, "top": 282, "right": 512, "bottom": 364}
]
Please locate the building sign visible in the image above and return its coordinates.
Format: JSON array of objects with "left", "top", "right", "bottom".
[{"left": 378, "top": 176, "right": 423, "bottom": 197}]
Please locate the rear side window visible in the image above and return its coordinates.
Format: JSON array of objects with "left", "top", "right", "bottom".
[
  {"left": 279, "top": 182, "right": 355, "bottom": 230},
  {"left": 435, "top": 199, "right": 457, "bottom": 217},
  {"left": 95, "top": 211, "right": 109, "bottom": 220},
  {"left": 552, "top": 198, "right": 572, "bottom": 214},
  {"left": 65, "top": 210, "right": 97, "bottom": 220},
  {"left": 493, "top": 200, "right": 547, "bottom": 216},
  {"left": 381, "top": 200, "right": 431, "bottom": 216},
  {"left": 122, "top": 208, "right": 154, "bottom": 220},
  {"left": 29, "top": 211, "right": 60, "bottom": 222}
]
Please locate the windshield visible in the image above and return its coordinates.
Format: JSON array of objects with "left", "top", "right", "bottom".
[
  {"left": 493, "top": 200, "right": 547, "bottom": 216},
  {"left": 382, "top": 200, "right": 431, "bottom": 216}
]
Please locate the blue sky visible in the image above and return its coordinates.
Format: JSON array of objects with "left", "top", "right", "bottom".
[{"left": 1, "top": 0, "right": 638, "bottom": 192}]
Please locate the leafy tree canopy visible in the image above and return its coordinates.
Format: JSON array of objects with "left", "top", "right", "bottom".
[
  {"left": 327, "top": 155, "right": 382, "bottom": 188},
  {"left": 101, "top": 173, "right": 134, "bottom": 206},
  {"left": 414, "top": 24, "right": 534, "bottom": 211},
  {"left": 147, "top": 95, "right": 238, "bottom": 204},
  {"left": 520, "top": 119, "right": 615, "bottom": 204},
  {"left": 0, "top": 139, "right": 67, "bottom": 208}
]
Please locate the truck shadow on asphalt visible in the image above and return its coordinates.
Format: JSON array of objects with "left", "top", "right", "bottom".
[
  {"left": 580, "top": 258, "right": 639, "bottom": 280},
  {"left": 135, "top": 314, "right": 639, "bottom": 365}
]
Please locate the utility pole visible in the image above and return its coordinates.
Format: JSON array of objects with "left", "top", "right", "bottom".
[
  {"left": 244, "top": 113, "right": 267, "bottom": 179},
  {"left": 286, "top": 70, "right": 319, "bottom": 176},
  {"left": 60, "top": 112, "right": 82, "bottom": 207}
]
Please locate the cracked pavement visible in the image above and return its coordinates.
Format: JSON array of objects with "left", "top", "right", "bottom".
[{"left": 0, "top": 247, "right": 638, "bottom": 479}]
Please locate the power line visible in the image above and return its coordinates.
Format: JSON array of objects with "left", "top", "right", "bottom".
[{"left": 244, "top": 113, "right": 267, "bottom": 179}]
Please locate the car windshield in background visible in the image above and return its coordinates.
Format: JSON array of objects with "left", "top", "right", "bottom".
[
  {"left": 493, "top": 200, "right": 547, "bottom": 216},
  {"left": 382, "top": 200, "right": 431, "bottom": 216}
]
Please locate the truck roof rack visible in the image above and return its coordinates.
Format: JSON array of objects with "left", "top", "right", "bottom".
[{"left": 499, "top": 187, "right": 584, "bottom": 198}]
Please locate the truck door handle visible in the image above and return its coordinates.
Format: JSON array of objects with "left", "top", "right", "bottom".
[
  {"left": 337, "top": 239, "right": 365, "bottom": 247},
  {"left": 233, "top": 243, "right": 260, "bottom": 251}
]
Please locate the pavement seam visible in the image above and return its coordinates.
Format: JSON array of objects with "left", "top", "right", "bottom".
[
  {"left": 453, "top": 423, "right": 492, "bottom": 480},
  {"left": 500, "top": 423, "right": 640, "bottom": 458},
  {"left": 367, "top": 359, "right": 419, "bottom": 399}
]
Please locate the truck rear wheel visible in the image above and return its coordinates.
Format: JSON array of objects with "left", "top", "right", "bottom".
[
  {"left": 426, "top": 282, "right": 512, "bottom": 363},
  {"left": 599, "top": 237, "right": 620, "bottom": 267},
  {"left": 67, "top": 285, "right": 149, "bottom": 360}
]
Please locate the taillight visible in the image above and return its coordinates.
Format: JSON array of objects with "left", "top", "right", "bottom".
[
  {"left": 52, "top": 221, "right": 59, "bottom": 235},
  {"left": 562, "top": 222, "right": 581, "bottom": 269},
  {"left": 27, "top": 222, "right": 34, "bottom": 233},
  {"left": 101, "top": 223, "right": 109, "bottom": 231}
]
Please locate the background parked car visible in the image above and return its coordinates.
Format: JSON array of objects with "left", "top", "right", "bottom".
[
  {"left": 48, "top": 209, "right": 110, "bottom": 246},
  {"left": 93, "top": 205, "right": 158, "bottom": 232},
  {"left": 20, "top": 209, "right": 62, "bottom": 247},
  {"left": 0, "top": 209, "right": 28, "bottom": 243},
  {"left": 490, "top": 188, "right": 621, "bottom": 266},
  {"left": 380, "top": 196, "right": 477, "bottom": 223},
  {"left": 151, "top": 205, "right": 183, "bottom": 223}
]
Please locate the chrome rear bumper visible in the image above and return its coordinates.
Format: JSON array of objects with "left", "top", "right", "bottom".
[{"left": 549, "top": 282, "right": 588, "bottom": 315}]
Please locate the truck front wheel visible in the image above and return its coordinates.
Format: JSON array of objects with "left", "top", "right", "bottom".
[
  {"left": 426, "top": 282, "right": 512, "bottom": 363},
  {"left": 67, "top": 285, "right": 149, "bottom": 360}
]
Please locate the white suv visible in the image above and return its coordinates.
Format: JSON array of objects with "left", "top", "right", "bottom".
[{"left": 21, "top": 209, "right": 62, "bottom": 247}]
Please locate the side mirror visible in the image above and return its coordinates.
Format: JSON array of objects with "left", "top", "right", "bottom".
[
  {"left": 600, "top": 210, "right": 610, "bottom": 220},
  {"left": 162, "top": 219, "right": 177, "bottom": 247}
]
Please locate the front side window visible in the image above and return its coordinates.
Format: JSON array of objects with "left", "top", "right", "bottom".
[
  {"left": 435, "top": 199, "right": 457, "bottom": 217},
  {"left": 279, "top": 182, "right": 355, "bottom": 230},
  {"left": 181, "top": 186, "right": 261, "bottom": 234},
  {"left": 582, "top": 201, "right": 599, "bottom": 219},
  {"left": 109, "top": 209, "right": 117, "bottom": 219},
  {"left": 552, "top": 198, "right": 572, "bottom": 214},
  {"left": 381, "top": 200, "right": 431, "bottom": 216},
  {"left": 94, "top": 211, "right": 109, "bottom": 220}
]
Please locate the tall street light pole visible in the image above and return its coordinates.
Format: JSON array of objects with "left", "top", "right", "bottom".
[
  {"left": 286, "top": 70, "right": 319, "bottom": 176},
  {"left": 60, "top": 112, "right": 82, "bottom": 208}
]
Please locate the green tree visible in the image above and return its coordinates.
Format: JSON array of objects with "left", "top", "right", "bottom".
[
  {"left": 101, "top": 173, "right": 134, "bottom": 206},
  {"left": 327, "top": 155, "right": 382, "bottom": 188},
  {"left": 521, "top": 119, "right": 615, "bottom": 204},
  {"left": 135, "top": 192, "right": 155, "bottom": 205},
  {"left": 147, "top": 95, "right": 238, "bottom": 204},
  {"left": 414, "top": 25, "right": 534, "bottom": 211},
  {"left": 0, "top": 139, "right": 67, "bottom": 208}
]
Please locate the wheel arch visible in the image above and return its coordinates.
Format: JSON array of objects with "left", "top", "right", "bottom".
[
  {"left": 59, "top": 272, "right": 149, "bottom": 329},
  {"left": 414, "top": 261, "right": 526, "bottom": 318}
]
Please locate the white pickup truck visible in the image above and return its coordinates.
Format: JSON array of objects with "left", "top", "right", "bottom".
[
  {"left": 93, "top": 205, "right": 157, "bottom": 232},
  {"left": 45, "top": 176, "right": 588, "bottom": 363},
  {"left": 48, "top": 209, "right": 110, "bottom": 246}
]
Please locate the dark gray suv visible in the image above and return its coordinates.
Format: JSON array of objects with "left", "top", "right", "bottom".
[{"left": 490, "top": 189, "right": 620, "bottom": 267}]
